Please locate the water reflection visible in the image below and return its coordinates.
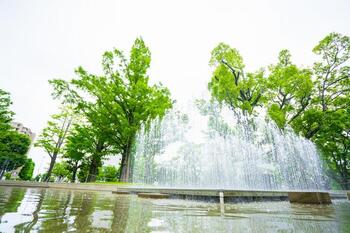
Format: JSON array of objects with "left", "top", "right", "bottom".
[{"left": 0, "top": 187, "right": 349, "bottom": 233}]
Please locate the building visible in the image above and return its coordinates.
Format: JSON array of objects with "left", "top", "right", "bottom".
[{"left": 11, "top": 122, "right": 36, "bottom": 141}]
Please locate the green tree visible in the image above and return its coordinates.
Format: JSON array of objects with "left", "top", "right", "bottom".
[
  {"left": 4, "top": 172, "right": 11, "bottom": 180},
  {"left": 52, "top": 162, "right": 69, "bottom": 181},
  {"left": 313, "top": 32, "right": 350, "bottom": 113},
  {"left": 0, "top": 130, "right": 31, "bottom": 179},
  {"left": 0, "top": 89, "right": 14, "bottom": 131},
  {"left": 60, "top": 115, "right": 113, "bottom": 182},
  {"left": 297, "top": 33, "right": 350, "bottom": 189},
  {"left": 97, "top": 165, "right": 119, "bottom": 182},
  {"left": 19, "top": 158, "right": 35, "bottom": 180},
  {"left": 50, "top": 38, "right": 173, "bottom": 182},
  {"left": 298, "top": 33, "right": 350, "bottom": 139},
  {"left": 208, "top": 43, "right": 265, "bottom": 116},
  {"left": 313, "top": 109, "right": 350, "bottom": 189},
  {"left": 35, "top": 107, "right": 75, "bottom": 182},
  {"left": 266, "top": 50, "right": 313, "bottom": 128},
  {"left": 77, "top": 162, "right": 90, "bottom": 182},
  {"left": 0, "top": 88, "right": 31, "bottom": 179},
  {"left": 206, "top": 33, "right": 350, "bottom": 189},
  {"left": 64, "top": 124, "right": 92, "bottom": 182}
]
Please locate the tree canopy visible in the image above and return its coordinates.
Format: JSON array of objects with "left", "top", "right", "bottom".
[
  {"left": 0, "top": 130, "right": 31, "bottom": 178},
  {"left": 52, "top": 162, "right": 70, "bottom": 181},
  {"left": 208, "top": 32, "right": 350, "bottom": 189},
  {"left": 49, "top": 38, "right": 173, "bottom": 182},
  {"left": 208, "top": 43, "right": 265, "bottom": 116},
  {"left": 35, "top": 106, "right": 75, "bottom": 181},
  {"left": 266, "top": 50, "right": 313, "bottom": 128},
  {"left": 0, "top": 88, "right": 31, "bottom": 179}
]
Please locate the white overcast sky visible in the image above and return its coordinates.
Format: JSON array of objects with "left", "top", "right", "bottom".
[{"left": 1, "top": 0, "right": 350, "bottom": 174}]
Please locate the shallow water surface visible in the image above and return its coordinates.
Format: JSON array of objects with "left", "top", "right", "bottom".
[{"left": 0, "top": 187, "right": 349, "bottom": 233}]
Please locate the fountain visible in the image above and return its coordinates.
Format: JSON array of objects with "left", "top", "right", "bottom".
[{"left": 132, "top": 99, "right": 328, "bottom": 191}]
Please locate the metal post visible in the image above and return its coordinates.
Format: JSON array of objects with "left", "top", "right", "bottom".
[{"left": 219, "top": 191, "right": 224, "bottom": 215}]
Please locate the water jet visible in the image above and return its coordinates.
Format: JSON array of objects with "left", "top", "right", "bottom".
[{"left": 133, "top": 102, "right": 328, "bottom": 193}]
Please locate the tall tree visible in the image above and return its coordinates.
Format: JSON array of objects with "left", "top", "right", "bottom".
[
  {"left": 50, "top": 38, "right": 173, "bottom": 182},
  {"left": 266, "top": 50, "right": 313, "bottom": 128},
  {"left": 206, "top": 33, "right": 350, "bottom": 189},
  {"left": 304, "top": 32, "right": 350, "bottom": 189},
  {"left": 313, "top": 109, "right": 350, "bottom": 189},
  {"left": 266, "top": 33, "right": 350, "bottom": 189},
  {"left": 64, "top": 126, "right": 86, "bottom": 183},
  {"left": 208, "top": 43, "right": 265, "bottom": 116},
  {"left": 35, "top": 107, "right": 75, "bottom": 182}
]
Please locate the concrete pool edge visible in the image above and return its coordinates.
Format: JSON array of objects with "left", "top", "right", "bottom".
[{"left": 0, "top": 181, "right": 349, "bottom": 204}]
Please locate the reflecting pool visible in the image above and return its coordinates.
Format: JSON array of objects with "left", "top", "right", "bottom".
[{"left": 0, "top": 187, "right": 349, "bottom": 233}]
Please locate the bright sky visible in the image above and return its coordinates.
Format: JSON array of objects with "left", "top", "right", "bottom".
[{"left": 1, "top": 0, "right": 350, "bottom": 175}]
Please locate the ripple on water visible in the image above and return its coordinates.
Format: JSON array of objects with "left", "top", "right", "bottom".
[{"left": 0, "top": 187, "right": 349, "bottom": 233}]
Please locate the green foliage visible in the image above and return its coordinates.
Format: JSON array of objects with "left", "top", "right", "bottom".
[
  {"left": 305, "top": 33, "right": 350, "bottom": 189},
  {"left": 0, "top": 130, "right": 31, "bottom": 176},
  {"left": 0, "top": 88, "right": 31, "bottom": 179},
  {"left": 52, "top": 162, "right": 70, "bottom": 181},
  {"left": 19, "top": 158, "right": 35, "bottom": 180},
  {"left": 292, "top": 108, "right": 324, "bottom": 139},
  {"left": 0, "top": 89, "right": 14, "bottom": 131},
  {"left": 50, "top": 38, "right": 173, "bottom": 182},
  {"left": 4, "top": 172, "right": 11, "bottom": 180},
  {"left": 77, "top": 162, "right": 89, "bottom": 182},
  {"left": 64, "top": 124, "right": 91, "bottom": 182},
  {"left": 266, "top": 49, "right": 313, "bottom": 129},
  {"left": 206, "top": 33, "right": 350, "bottom": 189},
  {"left": 267, "top": 104, "right": 286, "bottom": 128},
  {"left": 208, "top": 43, "right": 265, "bottom": 116},
  {"left": 35, "top": 107, "right": 74, "bottom": 157},
  {"left": 312, "top": 109, "right": 350, "bottom": 189},
  {"left": 35, "top": 106, "right": 75, "bottom": 181},
  {"left": 312, "top": 32, "right": 350, "bottom": 112},
  {"left": 97, "top": 165, "right": 119, "bottom": 182}
]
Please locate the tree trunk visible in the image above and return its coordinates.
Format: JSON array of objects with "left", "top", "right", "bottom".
[
  {"left": 86, "top": 141, "right": 104, "bottom": 182},
  {"left": 44, "top": 154, "right": 57, "bottom": 182},
  {"left": 86, "top": 155, "right": 100, "bottom": 182},
  {"left": 119, "top": 151, "right": 132, "bottom": 182},
  {"left": 119, "top": 136, "right": 135, "bottom": 182},
  {"left": 71, "top": 163, "right": 78, "bottom": 183}
]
